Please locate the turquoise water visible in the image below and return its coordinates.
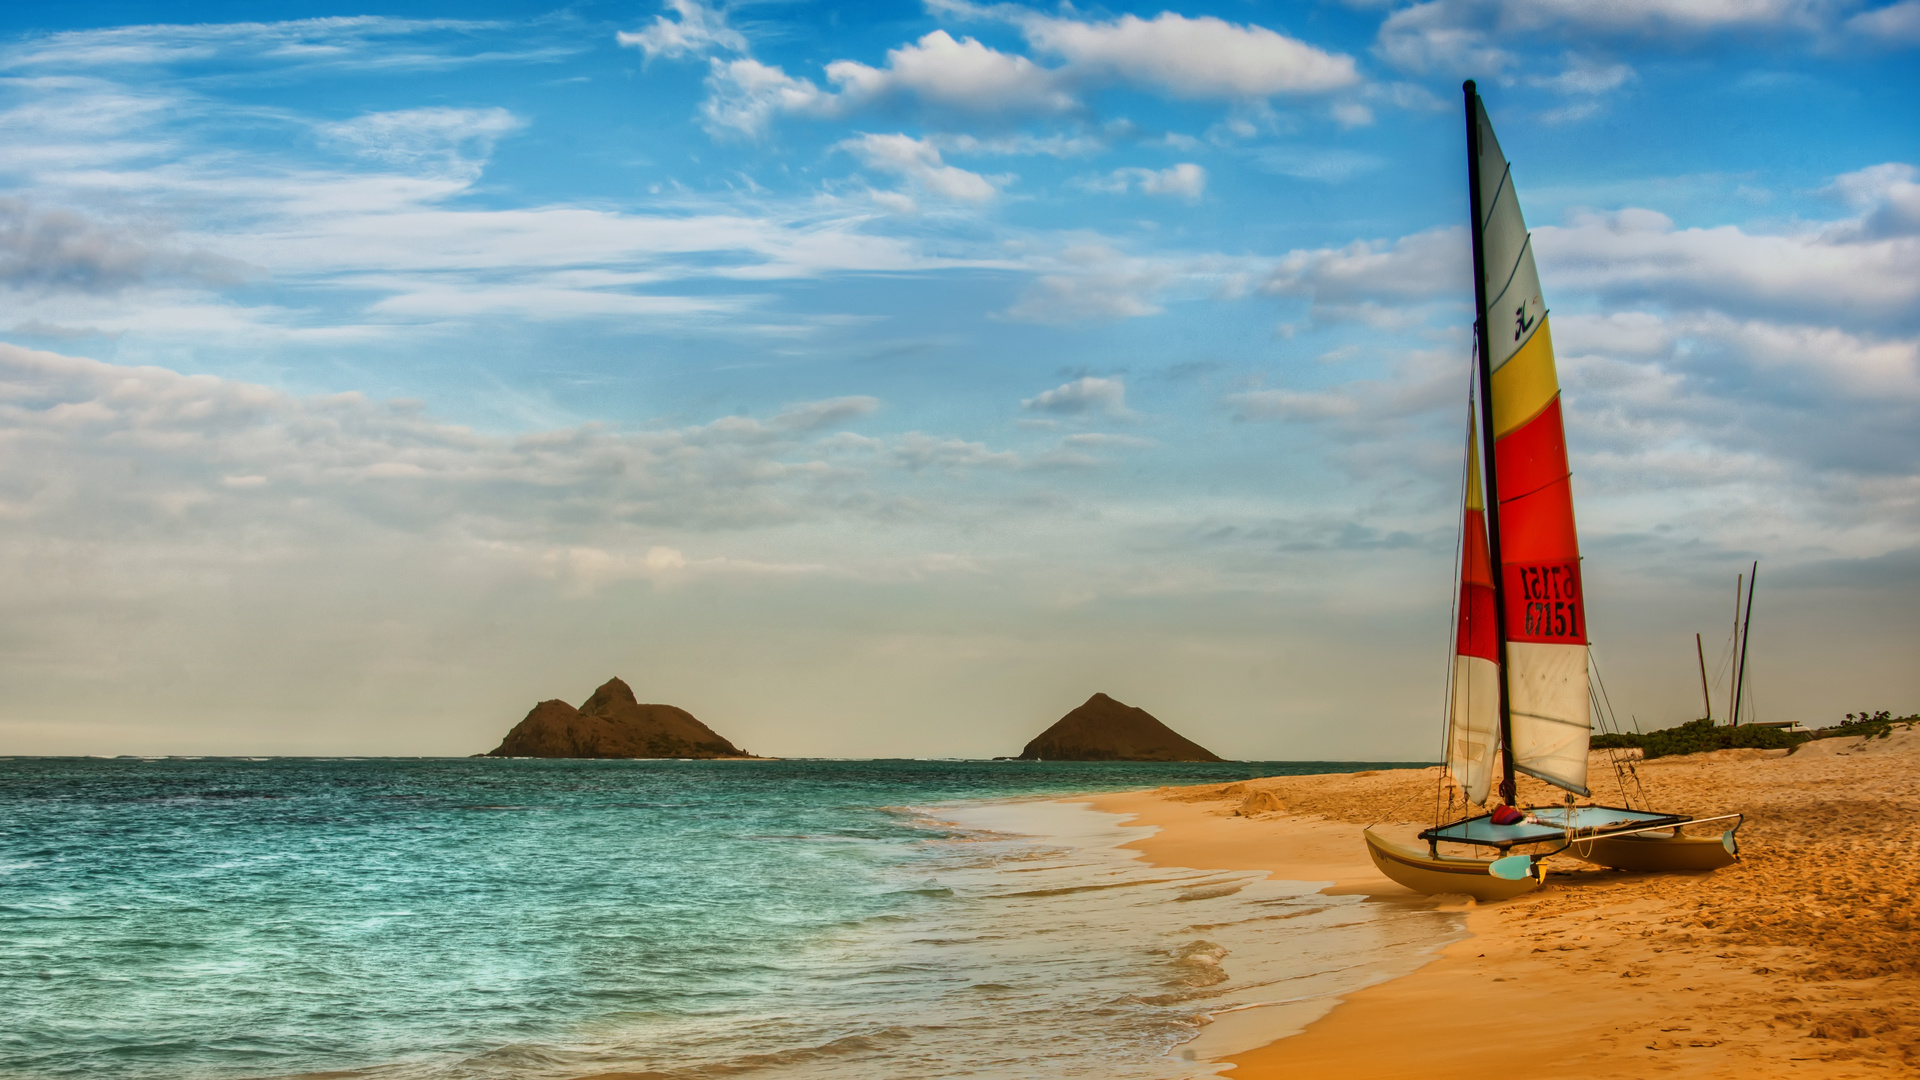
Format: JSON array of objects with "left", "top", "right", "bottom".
[{"left": 0, "top": 758, "right": 1451, "bottom": 1080}]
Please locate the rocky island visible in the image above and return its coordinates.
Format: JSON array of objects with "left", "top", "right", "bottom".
[
  {"left": 1017, "top": 693, "right": 1223, "bottom": 762},
  {"left": 486, "top": 677, "right": 753, "bottom": 758}
]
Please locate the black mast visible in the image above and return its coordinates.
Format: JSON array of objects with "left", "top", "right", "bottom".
[
  {"left": 1696, "top": 632, "right": 1712, "bottom": 722},
  {"left": 1731, "top": 561, "right": 1757, "bottom": 727},
  {"left": 1464, "top": 80, "right": 1518, "bottom": 805}
]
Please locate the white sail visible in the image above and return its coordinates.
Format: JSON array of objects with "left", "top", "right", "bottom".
[
  {"left": 1472, "top": 94, "right": 1591, "bottom": 797},
  {"left": 1473, "top": 104, "right": 1547, "bottom": 376},
  {"left": 1449, "top": 656, "right": 1500, "bottom": 804},
  {"left": 1446, "top": 414, "right": 1500, "bottom": 804},
  {"left": 1506, "top": 641, "right": 1592, "bottom": 793}
]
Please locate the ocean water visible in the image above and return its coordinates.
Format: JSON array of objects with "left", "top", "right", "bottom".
[{"left": 0, "top": 758, "right": 1459, "bottom": 1080}]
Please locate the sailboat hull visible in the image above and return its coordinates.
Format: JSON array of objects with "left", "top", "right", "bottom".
[
  {"left": 1364, "top": 828, "right": 1540, "bottom": 902},
  {"left": 1571, "top": 830, "right": 1738, "bottom": 873}
]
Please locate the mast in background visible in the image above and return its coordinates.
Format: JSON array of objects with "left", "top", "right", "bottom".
[
  {"left": 1463, "top": 79, "right": 1517, "bottom": 806},
  {"left": 1731, "top": 562, "right": 1758, "bottom": 727},
  {"left": 1696, "top": 633, "right": 1712, "bottom": 722},
  {"left": 1724, "top": 571, "right": 1743, "bottom": 724}
]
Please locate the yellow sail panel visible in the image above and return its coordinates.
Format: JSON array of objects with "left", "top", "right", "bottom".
[{"left": 1489, "top": 316, "right": 1560, "bottom": 439}]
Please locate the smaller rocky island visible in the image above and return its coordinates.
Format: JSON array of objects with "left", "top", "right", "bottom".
[
  {"left": 1017, "top": 693, "right": 1223, "bottom": 762},
  {"left": 487, "top": 677, "right": 754, "bottom": 759}
]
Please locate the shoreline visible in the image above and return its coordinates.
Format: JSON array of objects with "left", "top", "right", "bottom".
[{"left": 1072, "top": 731, "right": 1920, "bottom": 1077}]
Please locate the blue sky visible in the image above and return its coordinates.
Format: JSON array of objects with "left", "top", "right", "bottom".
[{"left": 0, "top": 0, "right": 1915, "bottom": 756}]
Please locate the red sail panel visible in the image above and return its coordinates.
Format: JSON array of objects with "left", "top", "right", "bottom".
[
  {"left": 1490, "top": 328, "right": 1585, "bottom": 648},
  {"left": 1493, "top": 395, "right": 1570, "bottom": 503},
  {"left": 1448, "top": 415, "right": 1501, "bottom": 805},
  {"left": 1458, "top": 510, "right": 1499, "bottom": 661}
]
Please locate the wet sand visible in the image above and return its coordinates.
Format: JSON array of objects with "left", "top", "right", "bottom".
[{"left": 1081, "top": 726, "right": 1920, "bottom": 1078}]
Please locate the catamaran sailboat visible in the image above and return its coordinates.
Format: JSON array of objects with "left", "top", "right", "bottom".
[{"left": 1363, "top": 82, "right": 1743, "bottom": 902}]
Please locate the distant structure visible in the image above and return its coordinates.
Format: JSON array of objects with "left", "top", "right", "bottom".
[
  {"left": 1017, "top": 693, "right": 1223, "bottom": 762},
  {"left": 487, "top": 677, "right": 750, "bottom": 759}
]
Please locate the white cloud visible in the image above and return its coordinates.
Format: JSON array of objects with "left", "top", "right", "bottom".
[
  {"left": 1701, "top": 315, "right": 1920, "bottom": 401},
  {"left": 929, "top": 132, "right": 1105, "bottom": 157},
  {"left": 698, "top": 32, "right": 1075, "bottom": 136},
  {"left": 1536, "top": 205, "right": 1920, "bottom": 330},
  {"left": 0, "top": 15, "right": 575, "bottom": 74},
  {"left": 536, "top": 544, "right": 832, "bottom": 596},
  {"left": 1252, "top": 174, "right": 1920, "bottom": 337},
  {"left": 700, "top": 57, "right": 831, "bottom": 138},
  {"left": 0, "top": 64, "right": 1061, "bottom": 343},
  {"left": 1063, "top": 431, "right": 1155, "bottom": 449},
  {"left": 317, "top": 106, "right": 524, "bottom": 178},
  {"left": 766, "top": 395, "right": 881, "bottom": 432},
  {"left": 1003, "top": 246, "right": 1172, "bottom": 323},
  {"left": 1226, "top": 387, "right": 1361, "bottom": 421},
  {"left": 616, "top": 0, "right": 746, "bottom": 63},
  {"left": 1083, "top": 163, "right": 1207, "bottom": 201},
  {"left": 1528, "top": 54, "right": 1637, "bottom": 95},
  {"left": 0, "top": 344, "right": 1009, "bottom": 550},
  {"left": 1538, "top": 100, "right": 1606, "bottom": 126},
  {"left": 1329, "top": 101, "right": 1375, "bottom": 128},
  {"left": 1361, "top": 80, "right": 1448, "bottom": 112},
  {"left": 1018, "top": 11, "right": 1359, "bottom": 98},
  {"left": 1376, "top": 0, "right": 1850, "bottom": 75},
  {"left": 1823, "top": 163, "right": 1920, "bottom": 240},
  {"left": 1255, "top": 147, "right": 1387, "bottom": 182},
  {"left": 887, "top": 432, "right": 1021, "bottom": 470},
  {"left": 1225, "top": 164, "right": 1920, "bottom": 552},
  {"left": 824, "top": 30, "right": 1075, "bottom": 116},
  {"left": 693, "top": 8, "right": 1363, "bottom": 138},
  {"left": 1224, "top": 179, "right": 1920, "bottom": 564},
  {"left": 1226, "top": 347, "right": 1461, "bottom": 435},
  {"left": 1510, "top": 0, "right": 1831, "bottom": 34},
  {"left": 1261, "top": 226, "right": 1469, "bottom": 313},
  {"left": 1375, "top": 3, "right": 1514, "bottom": 75},
  {"left": 0, "top": 199, "right": 259, "bottom": 295},
  {"left": 838, "top": 133, "right": 1002, "bottom": 202},
  {"left": 1022, "top": 376, "right": 1131, "bottom": 416},
  {"left": 1846, "top": 0, "right": 1920, "bottom": 42}
]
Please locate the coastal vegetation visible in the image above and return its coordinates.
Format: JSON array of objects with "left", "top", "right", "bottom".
[
  {"left": 1828, "top": 710, "right": 1920, "bottom": 740},
  {"left": 1591, "top": 711, "right": 1919, "bottom": 759},
  {"left": 1592, "top": 719, "right": 1807, "bottom": 758}
]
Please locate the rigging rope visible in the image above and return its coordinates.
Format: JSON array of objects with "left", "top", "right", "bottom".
[
  {"left": 1589, "top": 648, "right": 1651, "bottom": 809},
  {"left": 1433, "top": 355, "right": 1477, "bottom": 828}
]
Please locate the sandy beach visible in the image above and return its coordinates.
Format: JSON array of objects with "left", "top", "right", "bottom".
[{"left": 1083, "top": 727, "right": 1920, "bottom": 1078}]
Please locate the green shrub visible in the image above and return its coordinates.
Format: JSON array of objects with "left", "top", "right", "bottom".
[
  {"left": 1817, "top": 710, "right": 1919, "bottom": 740},
  {"left": 1589, "top": 718, "right": 1808, "bottom": 759}
]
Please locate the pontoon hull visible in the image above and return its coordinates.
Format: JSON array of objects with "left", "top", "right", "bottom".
[
  {"left": 1364, "top": 828, "right": 1540, "bottom": 902},
  {"left": 1572, "top": 830, "right": 1737, "bottom": 873}
]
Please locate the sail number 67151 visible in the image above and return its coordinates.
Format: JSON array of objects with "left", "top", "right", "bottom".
[{"left": 1503, "top": 560, "right": 1585, "bottom": 643}]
